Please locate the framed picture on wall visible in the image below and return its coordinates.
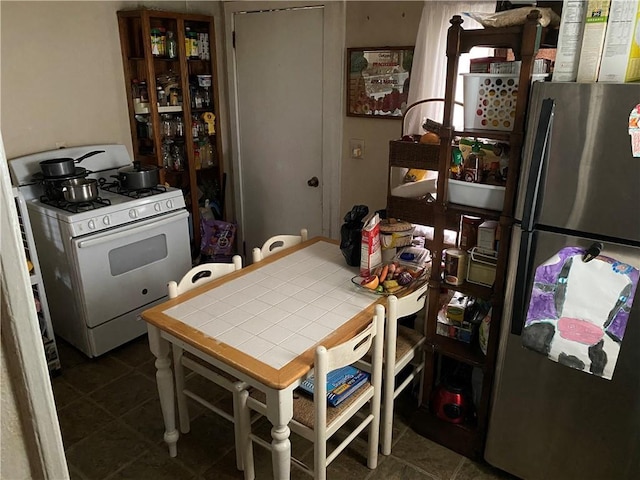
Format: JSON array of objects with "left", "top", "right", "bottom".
[{"left": 346, "top": 46, "right": 414, "bottom": 119}]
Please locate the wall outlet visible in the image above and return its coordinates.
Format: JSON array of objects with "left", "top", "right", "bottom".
[
  {"left": 349, "top": 139, "right": 364, "bottom": 159},
  {"left": 55, "top": 142, "right": 67, "bottom": 149}
]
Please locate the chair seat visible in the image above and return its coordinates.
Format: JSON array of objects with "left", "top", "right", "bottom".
[
  {"left": 363, "top": 325, "right": 425, "bottom": 364},
  {"left": 249, "top": 383, "right": 373, "bottom": 430}
]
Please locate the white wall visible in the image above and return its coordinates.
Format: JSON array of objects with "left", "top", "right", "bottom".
[{"left": 342, "top": 1, "right": 423, "bottom": 218}]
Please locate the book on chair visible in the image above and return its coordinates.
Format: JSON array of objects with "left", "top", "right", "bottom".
[{"left": 299, "top": 365, "right": 370, "bottom": 407}]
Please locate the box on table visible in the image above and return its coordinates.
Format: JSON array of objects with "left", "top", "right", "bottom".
[
  {"left": 576, "top": 0, "right": 612, "bottom": 82},
  {"left": 461, "top": 73, "right": 548, "bottom": 132},
  {"left": 598, "top": 0, "right": 640, "bottom": 82}
]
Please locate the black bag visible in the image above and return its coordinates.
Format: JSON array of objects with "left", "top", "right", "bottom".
[{"left": 340, "top": 205, "right": 369, "bottom": 266}]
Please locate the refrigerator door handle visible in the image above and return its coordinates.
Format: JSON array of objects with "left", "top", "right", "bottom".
[
  {"left": 521, "top": 98, "right": 555, "bottom": 231},
  {"left": 511, "top": 230, "right": 537, "bottom": 336}
]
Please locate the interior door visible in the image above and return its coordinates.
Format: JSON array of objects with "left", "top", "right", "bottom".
[{"left": 233, "top": 6, "right": 324, "bottom": 258}]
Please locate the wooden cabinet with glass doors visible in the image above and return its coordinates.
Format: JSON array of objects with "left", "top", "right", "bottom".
[
  {"left": 117, "top": 9, "right": 224, "bottom": 251},
  {"left": 386, "top": 11, "right": 556, "bottom": 460}
]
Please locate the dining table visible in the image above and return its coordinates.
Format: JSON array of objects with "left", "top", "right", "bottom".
[{"left": 141, "top": 237, "right": 390, "bottom": 479}]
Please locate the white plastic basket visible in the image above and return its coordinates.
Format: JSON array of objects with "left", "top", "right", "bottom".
[
  {"left": 462, "top": 73, "right": 547, "bottom": 131},
  {"left": 448, "top": 179, "right": 505, "bottom": 211}
]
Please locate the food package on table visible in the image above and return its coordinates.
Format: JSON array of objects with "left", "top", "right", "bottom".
[
  {"left": 360, "top": 212, "right": 382, "bottom": 276},
  {"left": 200, "top": 219, "right": 236, "bottom": 257}
]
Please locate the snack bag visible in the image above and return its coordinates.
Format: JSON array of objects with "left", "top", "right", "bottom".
[
  {"left": 200, "top": 219, "right": 236, "bottom": 257},
  {"left": 360, "top": 213, "right": 382, "bottom": 276}
]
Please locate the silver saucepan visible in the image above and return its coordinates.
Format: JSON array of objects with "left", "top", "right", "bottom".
[
  {"left": 40, "top": 150, "right": 105, "bottom": 178},
  {"left": 61, "top": 178, "right": 99, "bottom": 203}
]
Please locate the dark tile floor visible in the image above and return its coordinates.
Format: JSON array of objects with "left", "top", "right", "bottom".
[{"left": 52, "top": 335, "right": 516, "bottom": 480}]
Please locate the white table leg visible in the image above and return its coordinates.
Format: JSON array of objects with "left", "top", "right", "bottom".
[
  {"left": 266, "top": 387, "right": 294, "bottom": 480},
  {"left": 147, "top": 325, "right": 179, "bottom": 457}
]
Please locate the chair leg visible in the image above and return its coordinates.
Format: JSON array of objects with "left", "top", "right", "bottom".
[
  {"left": 381, "top": 372, "right": 395, "bottom": 456},
  {"left": 232, "top": 384, "right": 245, "bottom": 471},
  {"left": 172, "top": 346, "right": 190, "bottom": 434},
  {"left": 239, "top": 390, "right": 255, "bottom": 480}
]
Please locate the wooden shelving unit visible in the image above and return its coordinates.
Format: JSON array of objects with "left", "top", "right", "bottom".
[
  {"left": 386, "top": 11, "right": 550, "bottom": 460},
  {"left": 117, "top": 9, "right": 224, "bottom": 251}
]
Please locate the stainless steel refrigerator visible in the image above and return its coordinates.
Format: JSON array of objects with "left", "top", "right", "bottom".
[{"left": 484, "top": 82, "right": 640, "bottom": 479}]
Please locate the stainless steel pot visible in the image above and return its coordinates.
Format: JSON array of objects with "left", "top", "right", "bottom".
[
  {"left": 40, "top": 150, "right": 105, "bottom": 177},
  {"left": 115, "top": 161, "right": 160, "bottom": 190},
  {"left": 61, "top": 178, "right": 98, "bottom": 203}
]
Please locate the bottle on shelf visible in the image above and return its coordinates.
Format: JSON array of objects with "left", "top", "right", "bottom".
[
  {"left": 450, "top": 146, "right": 464, "bottom": 180},
  {"left": 158, "top": 27, "right": 166, "bottom": 57},
  {"left": 151, "top": 28, "right": 161, "bottom": 56},
  {"left": 166, "top": 30, "right": 177, "bottom": 59},
  {"left": 463, "top": 141, "right": 484, "bottom": 183}
]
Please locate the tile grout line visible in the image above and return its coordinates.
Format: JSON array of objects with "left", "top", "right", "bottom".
[{"left": 450, "top": 456, "right": 466, "bottom": 480}]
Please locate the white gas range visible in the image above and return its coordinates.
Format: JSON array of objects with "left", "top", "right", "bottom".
[{"left": 10, "top": 144, "right": 192, "bottom": 357}]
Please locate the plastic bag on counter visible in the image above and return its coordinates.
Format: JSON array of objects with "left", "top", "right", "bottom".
[
  {"left": 200, "top": 219, "right": 236, "bottom": 258},
  {"left": 340, "top": 205, "right": 369, "bottom": 267}
]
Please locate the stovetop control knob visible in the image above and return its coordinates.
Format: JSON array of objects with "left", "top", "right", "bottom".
[
  {"left": 103, "top": 216, "right": 110, "bottom": 226},
  {"left": 154, "top": 203, "right": 162, "bottom": 212},
  {"left": 166, "top": 200, "right": 173, "bottom": 209},
  {"left": 88, "top": 219, "right": 96, "bottom": 230},
  {"left": 129, "top": 209, "right": 138, "bottom": 219}
]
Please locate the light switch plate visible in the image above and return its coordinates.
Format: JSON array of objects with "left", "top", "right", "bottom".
[{"left": 349, "top": 139, "right": 365, "bottom": 159}]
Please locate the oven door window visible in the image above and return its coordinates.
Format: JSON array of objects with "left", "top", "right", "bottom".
[
  {"left": 71, "top": 211, "right": 191, "bottom": 328},
  {"left": 109, "top": 234, "right": 168, "bottom": 276}
]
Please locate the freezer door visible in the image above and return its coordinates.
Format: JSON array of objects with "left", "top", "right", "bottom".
[
  {"left": 485, "top": 226, "right": 640, "bottom": 479},
  {"left": 516, "top": 82, "right": 640, "bottom": 243}
]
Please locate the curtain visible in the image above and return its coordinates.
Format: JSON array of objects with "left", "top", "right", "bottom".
[{"left": 404, "top": 1, "right": 497, "bottom": 135}]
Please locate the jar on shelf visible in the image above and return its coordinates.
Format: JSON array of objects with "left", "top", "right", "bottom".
[
  {"left": 189, "top": 30, "right": 199, "bottom": 58},
  {"left": 139, "top": 81, "right": 149, "bottom": 103},
  {"left": 191, "top": 115, "right": 200, "bottom": 138},
  {"left": 166, "top": 31, "right": 177, "bottom": 59},
  {"left": 157, "top": 86, "right": 167, "bottom": 107},
  {"left": 150, "top": 28, "right": 161, "bottom": 56},
  {"left": 161, "top": 140, "right": 173, "bottom": 170},
  {"left": 174, "top": 116, "right": 185, "bottom": 137},
  {"left": 184, "top": 27, "right": 192, "bottom": 57},
  {"left": 161, "top": 114, "right": 173, "bottom": 137},
  {"left": 169, "top": 88, "right": 179, "bottom": 106},
  {"left": 158, "top": 27, "right": 167, "bottom": 57},
  {"left": 171, "top": 143, "right": 184, "bottom": 171}
]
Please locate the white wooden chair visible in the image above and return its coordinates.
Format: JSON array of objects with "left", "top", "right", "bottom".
[
  {"left": 239, "top": 304, "right": 385, "bottom": 480},
  {"left": 356, "top": 284, "right": 428, "bottom": 455},
  {"left": 251, "top": 228, "right": 308, "bottom": 263},
  {"left": 168, "top": 255, "right": 248, "bottom": 470}
]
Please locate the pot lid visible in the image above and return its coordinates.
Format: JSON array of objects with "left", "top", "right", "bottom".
[{"left": 118, "top": 161, "right": 158, "bottom": 173}]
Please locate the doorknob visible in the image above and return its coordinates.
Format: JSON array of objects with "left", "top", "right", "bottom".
[{"left": 307, "top": 176, "right": 319, "bottom": 187}]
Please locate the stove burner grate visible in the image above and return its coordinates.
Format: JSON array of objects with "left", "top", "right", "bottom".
[
  {"left": 99, "top": 181, "right": 167, "bottom": 198},
  {"left": 40, "top": 196, "right": 112, "bottom": 213}
]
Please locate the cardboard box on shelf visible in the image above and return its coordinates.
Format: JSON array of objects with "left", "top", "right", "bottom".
[
  {"left": 553, "top": 0, "right": 589, "bottom": 82},
  {"left": 576, "top": 0, "right": 612, "bottom": 82},
  {"left": 598, "top": 0, "right": 640, "bottom": 82}
]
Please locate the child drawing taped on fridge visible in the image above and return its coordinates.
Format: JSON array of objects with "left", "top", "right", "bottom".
[{"left": 521, "top": 246, "right": 638, "bottom": 380}]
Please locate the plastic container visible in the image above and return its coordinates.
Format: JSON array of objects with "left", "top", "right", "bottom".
[
  {"left": 466, "top": 247, "right": 498, "bottom": 287},
  {"left": 448, "top": 179, "right": 505, "bottom": 211},
  {"left": 462, "top": 73, "right": 547, "bottom": 131}
]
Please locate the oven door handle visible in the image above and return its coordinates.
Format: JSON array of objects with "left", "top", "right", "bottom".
[{"left": 77, "top": 210, "right": 188, "bottom": 249}]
